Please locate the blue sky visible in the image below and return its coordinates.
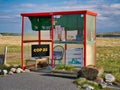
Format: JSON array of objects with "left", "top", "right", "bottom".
[{"left": 0, "top": 0, "right": 120, "bottom": 33}]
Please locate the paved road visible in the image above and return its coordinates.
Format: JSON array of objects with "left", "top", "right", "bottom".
[{"left": 0, "top": 72, "right": 78, "bottom": 90}]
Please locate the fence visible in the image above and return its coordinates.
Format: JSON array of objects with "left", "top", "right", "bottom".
[{"left": 0, "top": 45, "right": 21, "bottom": 65}]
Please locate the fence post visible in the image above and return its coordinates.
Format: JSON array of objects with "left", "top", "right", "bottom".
[{"left": 4, "top": 46, "right": 7, "bottom": 65}]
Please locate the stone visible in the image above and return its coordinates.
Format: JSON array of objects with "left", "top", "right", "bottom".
[
  {"left": 0, "top": 69, "right": 2, "bottom": 73},
  {"left": 10, "top": 68, "right": 16, "bottom": 73},
  {"left": 82, "top": 84, "right": 94, "bottom": 90},
  {"left": 87, "top": 65, "right": 104, "bottom": 77},
  {"left": 78, "top": 66, "right": 97, "bottom": 80},
  {"left": 3, "top": 69, "right": 8, "bottom": 75},
  {"left": 17, "top": 68, "right": 23, "bottom": 72},
  {"left": 82, "top": 84, "right": 89, "bottom": 88},
  {"left": 94, "top": 77, "right": 104, "bottom": 84},
  {"left": 22, "top": 70, "right": 25, "bottom": 73},
  {"left": 86, "top": 85, "right": 94, "bottom": 90},
  {"left": 77, "top": 85, "right": 81, "bottom": 89},
  {"left": 99, "top": 82, "right": 107, "bottom": 89},
  {"left": 16, "top": 68, "right": 21, "bottom": 73},
  {"left": 8, "top": 71, "right": 14, "bottom": 75},
  {"left": 24, "top": 69, "right": 30, "bottom": 72},
  {"left": 37, "top": 61, "right": 48, "bottom": 68},
  {"left": 105, "top": 74, "right": 115, "bottom": 83},
  {"left": 78, "top": 65, "right": 104, "bottom": 80}
]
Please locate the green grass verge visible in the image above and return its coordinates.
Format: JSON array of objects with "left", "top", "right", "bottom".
[
  {"left": 0, "top": 43, "right": 120, "bottom": 82},
  {"left": 96, "top": 46, "right": 120, "bottom": 82}
]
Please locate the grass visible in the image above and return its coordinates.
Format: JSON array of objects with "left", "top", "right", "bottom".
[
  {"left": 0, "top": 36, "right": 120, "bottom": 81},
  {"left": 96, "top": 46, "right": 120, "bottom": 82},
  {"left": 55, "top": 65, "right": 76, "bottom": 71}
]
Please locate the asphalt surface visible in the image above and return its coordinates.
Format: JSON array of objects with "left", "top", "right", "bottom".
[{"left": 0, "top": 72, "right": 78, "bottom": 90}]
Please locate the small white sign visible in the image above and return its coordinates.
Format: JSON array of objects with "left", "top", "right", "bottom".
[{"left": 66, "top": 48, "right": 83, "bottom": 66}]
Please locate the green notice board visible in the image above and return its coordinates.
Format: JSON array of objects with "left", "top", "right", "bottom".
[
  {"left": 28, "top": 15, "right": 84, "bottom": 31},
  {"left": 55, "top": 14, "right": 84, "bottom": 30},
  {"left": 29, "top": 16, "right": 51, "bottom": 31}
]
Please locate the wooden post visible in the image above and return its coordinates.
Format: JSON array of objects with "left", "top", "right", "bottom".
[{"left": 4, "top": 46, "right": 7, "bottom": 65}]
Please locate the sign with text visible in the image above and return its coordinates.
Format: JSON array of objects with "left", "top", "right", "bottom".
[
  {"left": 31, "top": 44, "right": 49, "bottom": 57},
  {"left": 66, "top": 48, "right": 83, "bottom": 67}
]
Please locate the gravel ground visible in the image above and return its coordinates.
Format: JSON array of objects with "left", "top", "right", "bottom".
[{"left": 0, "top": 72, "right": 78, "bottom": 90}]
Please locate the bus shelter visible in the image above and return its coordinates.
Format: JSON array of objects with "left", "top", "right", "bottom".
[{"left": 21, "top": 10, "right": 97, "bottom": 69}]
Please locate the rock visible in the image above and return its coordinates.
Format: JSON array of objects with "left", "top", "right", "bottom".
[
  {"left": 82, "top": 84, "right": 94, "bottom": 90},
  {"left": 22, "top": 70, "right": 25, "bottom": 73},
  {"left": 37, "top": 61, "right": 48, "bottom": 68},
  {"left": 78, "top": 65, "right": 104, "bottom": 80},
  {"left": 15, "top": 68, "right": 24, "bottom": 73},
  {"left": 0, "top": 69, "right": 2, "bottom": 73},
  {"left": 94, "top": 77, "right": 104, "bottom": 84},
  {"left": 3, "top": 70, "right": 8, "bottom": 75},
  {"left": 82, "top": 84, "right": 89, "bottom": 88},
  {"left": 86, "top": 85, "right": 94, "bottom": 90},
  {"left": 16, "top": 68, "right": 21, "bottom": 73},
  {"left": 105, "top": 74, "right": 115, "bottom": 83},
  {"left": 10, "top": 68, "right": 16, "bottom": 73},
  {"left": 8, "top": 71, "right": 14, "bottom": 75},
  {"left": 87, "top": 65, "right": 104, "bottom": 77},
  {"left": 78, "top": 66, "right": 98, "bottom": 80},
  {"left": 24, "top": 69, "right": 30, "bottom": 72},
  {"left": 77, "top": 85, "right": 81, "bottom": 89},
  {"left": 99, "top": 82, "right": 107, "bottom": 89},
  {"left": 17, "top": 68, "right": 23, "bottom": 72}
]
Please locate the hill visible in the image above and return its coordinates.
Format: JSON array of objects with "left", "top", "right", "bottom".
[
  {"left": 97, "top": 31, "right": 120, "bottom": 37},
  {"left": 0, "top": 32, "right": 21, "bottom": 36}
]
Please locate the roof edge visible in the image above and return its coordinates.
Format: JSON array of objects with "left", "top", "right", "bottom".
[{"left": 21, "top": 10, "right": 97, "bottom": 17}]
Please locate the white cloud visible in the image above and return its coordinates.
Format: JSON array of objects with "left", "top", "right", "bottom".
[
  {"left": 0, "top": 14, "right": 20, "bottom": 19},
  {"left": 0, "top": 1, "right": 120, "bottom": 32},
  {"left": 0, "top": 16, "right": 11, "bottom": 19},
  {"left": 110, "top": 4, "right": 120, "bottom": 9}
]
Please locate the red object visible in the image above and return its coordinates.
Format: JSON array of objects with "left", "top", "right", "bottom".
[
  {"left": 83, "top": 14, "right": 87, "bottom": 66},
  {"left": 21, "top": 10, "right": 97, "bottom": 17},
  {"left": 21, "top": 10, "right": 97, "bottom": 69},
  {"left": 21, "top": 16, "right": 24, "bottom": 69}
]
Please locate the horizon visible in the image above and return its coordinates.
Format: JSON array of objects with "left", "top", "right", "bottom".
[{"left": 0, "top": 0, "right": 120, "bottom": 33}]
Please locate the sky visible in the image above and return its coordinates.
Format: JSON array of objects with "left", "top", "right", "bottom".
[{"left": 0, "top": 0, "right": 120, "bottom": 33}]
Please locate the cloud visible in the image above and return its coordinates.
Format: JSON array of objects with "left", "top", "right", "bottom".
[
  {"left": 0, "top": 1, "right": 120, "bottom": 32},
  {"left": 110, "top": 3, "right": 120, "bottom": 9},
  {"left": 19, "top": 3, "right": 37, "bottom": 8}
]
